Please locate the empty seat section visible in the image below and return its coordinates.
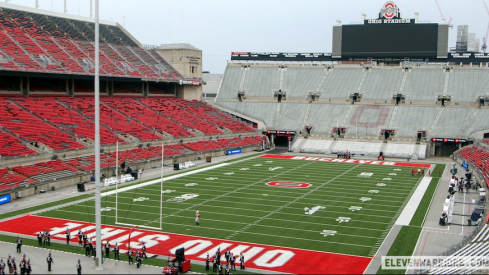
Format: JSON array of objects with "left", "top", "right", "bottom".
[
  {"left": 139, "top": 97, "right": 221, "bottom": 135},
  {"left": 12, "top": 97, "right": 123, "bottom": 145},
  {"left": 59, "top": 97, "right": 162, "bottom": 141},
  {"left": 0, "top": 130, "right": 37, "bottom": 157},
  {"left": 102, "top": 97, "right": 193, "bottom": 138},
  {"left": 0, "top": 97, "right": 84, "bottom": 151}
]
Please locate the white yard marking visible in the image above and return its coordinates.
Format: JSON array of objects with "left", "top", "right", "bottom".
[
  {"left": 376, "top": 183, "right": 386, "bottom": 187},
  {"left": 368, "top": 190, "right": 380, "bottom": 194},
  {"left": 133, "top": 197, "right": 149, "bottom": 202},
  {"left": 166, "top": 194, "right": 199, "bottom": 203},
  {"left": 349, "top": 206, "right": 363, "bottom": 211},
  {"left": 304, "top": 206, "right": 325, "bottom": 215},
  {"left": 335, "top": 217, "right": 351, "bottom": 223},
  {"left": 360, "top": 197, "right": 372, "bottom": 202},
  {"left": 185, "top": 183, "right": 198, "bottom": 187},
  {"left": 320, "top": 230, "right": 337, "bottom": 237},
  {"left": 358, "top": 172, "right": 373, "bottom": 177}
]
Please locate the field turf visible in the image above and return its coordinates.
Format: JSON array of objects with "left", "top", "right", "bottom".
[{"left": 35, "top": 155, "right": 427, "bottom": 258}]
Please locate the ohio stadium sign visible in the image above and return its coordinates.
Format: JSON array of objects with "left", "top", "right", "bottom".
[{"left": 366, "top": 1, "right": 414, "bottom": 24}]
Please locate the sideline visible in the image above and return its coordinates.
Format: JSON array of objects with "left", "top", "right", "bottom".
[{"left": 395, "top": 176, "right": 433, "bottom": 225}]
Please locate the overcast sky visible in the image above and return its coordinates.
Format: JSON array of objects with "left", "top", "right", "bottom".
[{"left": 5, "top": 0, "right": 489, "bottom": 73}]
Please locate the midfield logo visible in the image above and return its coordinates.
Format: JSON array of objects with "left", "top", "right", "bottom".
[
  {"left": 360, "top": 197, "right": 372, "bottom": 202},
  {"left": 349, "top": 206, "right": 363, "bottom": 211},
  {"left": 336, "top": 217, "right": 351, "bottom": 223},
  {"left": 320, "top": 230, "right": 337, "bottom": 237}
]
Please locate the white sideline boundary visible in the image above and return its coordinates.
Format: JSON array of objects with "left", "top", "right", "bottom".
[
  {"left": 395, "top": 177, "right": 432, "bottom": 225},
  {"left": 101, "top": 162, "right": 232, "bottom": 197}
]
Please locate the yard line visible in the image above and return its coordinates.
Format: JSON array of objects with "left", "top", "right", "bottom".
[
  {"left": 225, "top": 163, "right": 361, "bottom": 239},
  {"left": 159, "top": 161, "right": 314, "bottom": 219}
]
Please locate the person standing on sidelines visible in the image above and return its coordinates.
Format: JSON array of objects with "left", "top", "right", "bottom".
[
  {"left": 78, "top": 229, "right": 83, "bottom": 246},
  {"left": 16, "top": 237, "right": 22, "bottom": 254},
  {"left": 25, "top": 259, "right": 31, "bottom": 275},
  {"left": 127, "top": 248, "right": 134, "bottom": 265},
  {"left": 46, "top": 231, "right": 51, "bottom": 246},
  {"left": 37, "top": 232, "right": 43, "bottom": 246},
  {"left": 141, "top": 242, "right": 147, "bottom": 259},
  {"left": 230, "top": 253, "right": 236, "bottom": 270},
  {"left": 65, "top": 228, "right": 71, "bottom": 245},
  {"left": 19, "top": 258, "right": 25, "bottom": 275},
  {"left": 46, "top": 252, "right": 53, "bottom": 272},
  {"left": 136, "top": 253, "right": 142, "bottom": 268},
  {"left": 113, "top": 243, "right": 120, "bottom": 260},
  {"left": 104, "top": 241, "right": 110, "bottom": 259},
  {"left": 212, "top": 255, "right": 217, "bottom": 272},
  {"left": 205, "top": 253, "right": 210, "bottom": 271},
  {"left": 240, "top": 253, "right": 245, "bottom": 270},
  {"left": 0, "top": 259, "right": 5, "bottom": 275},
  {"left": 76, "top": 259, "right": 82, "bottom": 275}
]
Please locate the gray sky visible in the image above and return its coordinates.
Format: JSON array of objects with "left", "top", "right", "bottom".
[{"left": 6, "top": 0, "right": 489, "bottom": 73}]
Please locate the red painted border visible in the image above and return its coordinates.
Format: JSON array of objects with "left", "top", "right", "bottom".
[
  {"left": 260, "top": 154, "right": 431, "bottom": 168},
  {"left": 0, "top": 215, "right": 372, "bottom": 274}
]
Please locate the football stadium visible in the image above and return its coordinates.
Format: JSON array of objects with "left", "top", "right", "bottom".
[{"left": 0, "top": 1, "right": 489, "bottom": 274}]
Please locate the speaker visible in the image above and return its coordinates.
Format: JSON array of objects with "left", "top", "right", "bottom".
[
  {"left": 52, "top": 155, "right": 58, "bottom": 160},
  {"left": 466, "top": 172, "right": 472, "bottom": 181},
  {"left": 174, "top": 163, "right": 180, "bottom": 170}
]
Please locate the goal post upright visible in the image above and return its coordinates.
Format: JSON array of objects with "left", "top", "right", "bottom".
[{"left": 159, "top": 143, "right": 164, "bottom": 230}]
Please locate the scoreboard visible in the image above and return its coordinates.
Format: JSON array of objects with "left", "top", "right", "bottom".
[{"left": 332, "top": 1, "right": 449, "bottom": 59}]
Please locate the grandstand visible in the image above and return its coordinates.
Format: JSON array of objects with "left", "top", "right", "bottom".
[{"left": 0, "top": 2, "right": 262, "bottom": 195}]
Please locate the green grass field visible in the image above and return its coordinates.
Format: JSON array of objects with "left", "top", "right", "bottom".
[{"left": 35, "top": 155, "right": 428, "bottom": 258}]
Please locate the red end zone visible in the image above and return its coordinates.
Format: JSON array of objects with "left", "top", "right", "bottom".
[
  {"left": 0, "top": 215, "right": 371, "bottom": 274},
  {"left": 261, "top": 154, "right": 431, "bottom": 168}
]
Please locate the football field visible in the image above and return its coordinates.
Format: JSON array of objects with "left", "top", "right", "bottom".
[{"left": 1, "top": 154, "right": 433, "bottom": 273}]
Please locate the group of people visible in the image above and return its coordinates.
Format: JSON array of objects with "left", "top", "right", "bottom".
[
  {"left": 448, "top": 176, "right": 479, "bottom": 194},
  {"left": 126, "top": 245, "right": 147, "bottom": 268},
  {"left": 36, "top": 229, "right": 51, "bottom": 246},
  {"left": 411, "top": 168, "right": 426, "bottom": 176},
  {"left": 1, "top": 253, "right": 32, "bottom": 275},
  {"left": 206, "top": 247, "right": 245, "bottom": 275}
]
